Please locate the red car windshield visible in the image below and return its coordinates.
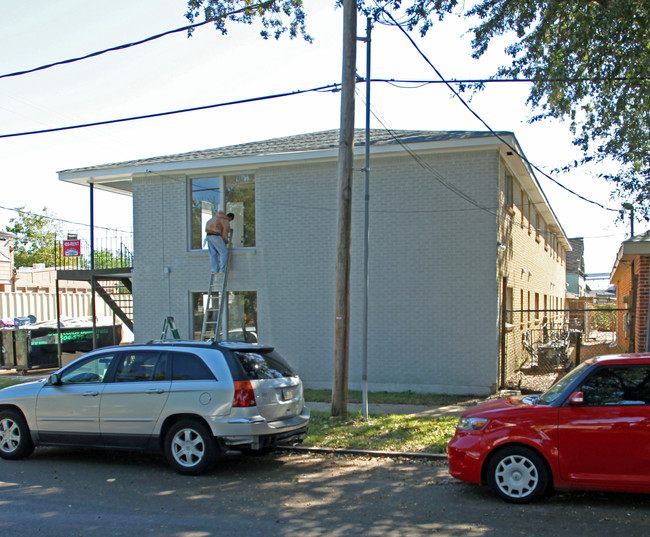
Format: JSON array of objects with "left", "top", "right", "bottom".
[{"left": 536, "top": 361, "right": 590, "bottom": 405}]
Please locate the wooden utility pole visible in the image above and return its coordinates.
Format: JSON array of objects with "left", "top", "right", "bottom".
[{"left": 331, "top": 0, "right": 357, "bottom": 416}]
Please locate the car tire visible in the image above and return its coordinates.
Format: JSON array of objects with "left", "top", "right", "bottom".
[
  {"left": 486, "top": 446, "right": 549, "bottom": 503},
  {"left": 0, "top": 409, "right": 35, "bottom": 460},
  {"left": 164, "top": 419, "right": 220, "bottom": 475}
]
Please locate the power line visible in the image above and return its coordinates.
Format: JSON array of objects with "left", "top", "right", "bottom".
[
  {"left": 377, "top": 9, "right": 620, "bottom": 214},
  {"left": 0, "top": 83, "right": 342, "bottom": 139},
  {"left": 0, "top": 1, "right": 274, "bottom": 81},
  {"left": 0, "top": 205, "right": 132, "bottom": 234}
]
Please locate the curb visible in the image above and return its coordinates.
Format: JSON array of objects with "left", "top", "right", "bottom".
[{"left": 277, "top": 445, "right": 448, "bottom": 460}]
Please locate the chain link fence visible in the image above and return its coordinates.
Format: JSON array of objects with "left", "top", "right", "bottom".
[{"left": 501, "top": 307, "right": 629, "bottom": 393}]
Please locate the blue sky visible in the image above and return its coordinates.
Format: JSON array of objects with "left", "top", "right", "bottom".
[{"left": 0, "top": 0, "right": 630, "bottom": 272}]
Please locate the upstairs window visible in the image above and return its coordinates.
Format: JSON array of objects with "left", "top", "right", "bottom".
[
  {"left": 190, "top": 175, "right": 256, "bottom": 250},
  {"left": 504, "top": 173, "right": 514, "bottom": 208}
]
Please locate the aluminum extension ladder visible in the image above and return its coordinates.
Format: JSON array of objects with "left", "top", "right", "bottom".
[{"left": 200, "top": 230, "right": 233, "bottom": 341}]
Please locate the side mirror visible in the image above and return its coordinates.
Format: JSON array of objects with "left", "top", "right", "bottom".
[
  {"left": 47, "top": 373, "right": 61, "bottom": 386},
  {"left": 569, "top": 391, "right": 584, "bottom": 406}
]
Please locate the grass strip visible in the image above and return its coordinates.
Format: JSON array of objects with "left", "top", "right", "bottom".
[{"left": 302, "top": 410, "right": 459, "bottom": 454}]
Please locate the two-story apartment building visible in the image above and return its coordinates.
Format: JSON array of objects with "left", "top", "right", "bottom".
[{"left": 58, "top": 129, "right": 570, "bottom": 395}]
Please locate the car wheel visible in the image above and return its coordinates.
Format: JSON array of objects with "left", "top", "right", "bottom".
[
  {"left": 164, "top": 420, "right": 219, "bottom": 475},
  {"left": 486, "top": 446, "right": 549, "bottom": 503},
  {"left": 0, "top": 410, "right": 35, "bottom": 460}
]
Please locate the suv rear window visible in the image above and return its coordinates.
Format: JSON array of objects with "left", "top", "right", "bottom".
[{"left": 235, "top": 350, "right": 296, "bottom": 380}]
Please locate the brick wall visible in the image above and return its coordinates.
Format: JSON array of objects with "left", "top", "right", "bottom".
[
  {"left": 131, "top": 148, "right": 542, "bottom": 395},
  {"left": 635, "top": 256, "right": 650, "bottom": 351},
  {"left": 497, "top": 158, "right": 569, "bottom": 384}
]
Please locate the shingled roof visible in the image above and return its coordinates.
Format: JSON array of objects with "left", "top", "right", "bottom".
[{"left": 60, "top": 129, "right": 512, "bottom": 174}]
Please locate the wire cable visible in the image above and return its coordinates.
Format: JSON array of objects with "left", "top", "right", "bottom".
[
  {"left": 377, "top": 9, "right": 619, "bottom": 214},
  {"left": 0, "top": 1, "right": 274, "bottom": 81},
  {"left": 0, "top": 83, "right": 342, "bottom": 139}
]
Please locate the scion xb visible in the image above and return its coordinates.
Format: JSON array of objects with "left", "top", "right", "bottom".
[{"left": 448, "top": 354, "right": 650, "bottom": 503}]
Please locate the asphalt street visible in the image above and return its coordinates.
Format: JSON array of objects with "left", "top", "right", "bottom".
[{"left": 0, "top": 448, "right": 648, "bottom": 537}]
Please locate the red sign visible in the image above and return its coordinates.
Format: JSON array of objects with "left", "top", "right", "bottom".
[{"left": 63, "top": 240, "right": 81, "bottom": 257}]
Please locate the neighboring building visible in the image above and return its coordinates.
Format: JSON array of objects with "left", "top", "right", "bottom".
[
  {"left": 566, "top": 238, "right": 587, "bottom": 297},
  {"left": 610, "top": 230, "right": 650, "bottom": 352},
  {"left": 58, "top": 129, "right": 570, "bottom": 395},
  {"left": 0, "top": 231, "right": 16, "bottom": 292}
]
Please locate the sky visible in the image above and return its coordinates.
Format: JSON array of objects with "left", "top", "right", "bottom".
[{"left": 0, "top": 0, "right": 633, "bottom": 275}]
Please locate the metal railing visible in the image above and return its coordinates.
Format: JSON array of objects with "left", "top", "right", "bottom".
[{"left": 55, "top": 233, "right": 133, "bottom": 270}]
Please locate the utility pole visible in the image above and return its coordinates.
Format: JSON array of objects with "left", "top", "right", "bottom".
[{"left": 332, "top": 0, "right": 357, "bottom": 417}]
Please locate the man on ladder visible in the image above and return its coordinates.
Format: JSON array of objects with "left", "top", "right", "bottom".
[
  {"left": 201, "top": 212, "right": 234, "bottom": 341},
  {"left": 205, "top": 211, "right": 233, "bottom": 273}
]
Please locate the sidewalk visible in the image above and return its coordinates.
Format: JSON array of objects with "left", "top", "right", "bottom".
[{"left": 306, "top": 399, "right": 487, "bottom": 418}]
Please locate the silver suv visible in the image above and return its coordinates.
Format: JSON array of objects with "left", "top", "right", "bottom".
[{"left": 0, "top": 340, "right": 309, "bottom": 475}]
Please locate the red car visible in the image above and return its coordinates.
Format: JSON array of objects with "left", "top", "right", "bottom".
[{"left": 447, "top": 353, "right": 650, "bottom": 503}]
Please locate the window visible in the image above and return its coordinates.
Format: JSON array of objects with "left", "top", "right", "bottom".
[
  {"left": 505, "top": 286, "right": 514, "bottom": 324},
  {"left": 171, "top": 352, "right": 215, "bottom": 380},
  {"left": 225, "top": 175, "right": 256, "bottom": 248},
  {"left": 190, "top": 177, "right": 220, "bottom": 250},
  {"left": 531, "top": 208, "right": 538, "bottom": 235},
  {"left": 191, "top": 290, "right": 258, "bottom": 342},
  {"left": 580, "top": 366, "right": 650, "bottom": 406},
  {"left": 190, "top": 175, "right": 256, "bottom": 250},
  {"left": 521, "top": 192, "right": 527, "bottom": 225},
  {"left": 61, "top": 353, "right": 114, "bottom": 384},
  {"left": 114, "top": 351, "right": 164, "bottom": 382},
  {"left": 504, "top": 173, "right": 514, "bottom": 208},
  {"left": 235, "top": 350, "right": 297, "bottom": 380}
]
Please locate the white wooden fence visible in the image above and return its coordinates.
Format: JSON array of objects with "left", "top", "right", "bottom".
[{"left": 0, "top": 292, "right": 112, "bottom": 323}]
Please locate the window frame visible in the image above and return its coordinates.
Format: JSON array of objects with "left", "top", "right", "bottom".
[{"left": 188, "top": 174, "right": 256, "bottom": 252}]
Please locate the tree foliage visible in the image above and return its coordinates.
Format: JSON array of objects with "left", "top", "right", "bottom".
[
  {"left": 5, "top": 207, "right": 60, "bottom": 268},
  {"left": 459, "top": 0, "right": 650, "bottom": 217},
  {"left": 187, "top": 0, "right": 650, "bottom": 215}
]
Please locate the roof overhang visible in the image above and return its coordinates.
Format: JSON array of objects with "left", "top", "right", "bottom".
[
  {"left": 58, "top": 133, "right": 511, "bottom": 194},
  {"left": 611, "top": 233, "right": 650, "bottom": 282}
]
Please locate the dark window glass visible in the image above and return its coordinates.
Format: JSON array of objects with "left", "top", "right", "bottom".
[
  {"left": 153, "top": 353, "right": 170, "bottom": 381},
  {"left": 171, "top": 352, "right": 215, "bottom": 381},
  {"left": 61, "top": 353, "right": 114, "bottom": 384},
  {"left": 236, "top": 351, "right": 296, "bottom": 380},
  {"left": 114, "top": 352, "right": 162, "bottom": 382},
  {"left": 580, "top": 366, "right": 650, "bottom": 406}
]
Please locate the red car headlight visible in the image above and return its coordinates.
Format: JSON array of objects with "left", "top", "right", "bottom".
[{"left": 457, "top": 417, "right": 489, "bottom": 431}]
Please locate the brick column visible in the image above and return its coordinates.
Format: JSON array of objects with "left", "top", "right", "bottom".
[{"left": 636, "top": 256, "right": 650, "bottom": 352}]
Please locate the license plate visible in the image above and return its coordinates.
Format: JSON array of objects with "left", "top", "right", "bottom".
[{"left": 282, "top": 387, "right": 296, "bottom": 401}]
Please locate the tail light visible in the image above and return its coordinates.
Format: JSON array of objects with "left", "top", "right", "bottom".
[{"left": 233, "top": 380, "right": 256, "bottom": 407}]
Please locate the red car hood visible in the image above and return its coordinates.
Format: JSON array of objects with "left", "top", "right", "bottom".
[{"left": 462, "top": 397, "right": 532, "bottom": 417}]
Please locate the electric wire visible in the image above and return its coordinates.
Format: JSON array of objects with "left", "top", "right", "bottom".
[
  {"left": 0, "top": 204, "right": 132, "bottom": 234},
  {"left": 0, "top": 1, "right": 273, "bottom": 81},
  {"left": 376, "top": 9, "right": 619, "bottom": 214},
  {"left": 0, "top": 83, "right": 342, "bottom": 139}
]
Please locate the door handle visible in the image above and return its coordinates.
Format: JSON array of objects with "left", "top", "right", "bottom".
[
  {"left": 147, "top": 389, "right": 165, "bottom": 394},
  {"left": 83, "top": 391, "right": 100, "bottom": 397}
]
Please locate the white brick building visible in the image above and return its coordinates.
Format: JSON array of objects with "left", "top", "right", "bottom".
[{"left": 59, "top": 130, "right": 570, "bottom": 395}]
